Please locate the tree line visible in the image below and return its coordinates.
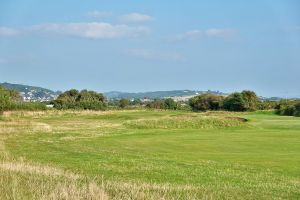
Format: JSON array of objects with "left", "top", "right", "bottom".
[
  {"left": 189, "top": 90, "right": 259, "bottom": 112},
  {"left": 0, "top": 86, "right": 299, "bottom": 117}
]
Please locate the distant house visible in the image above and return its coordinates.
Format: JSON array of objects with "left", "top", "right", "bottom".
[{"left": 46, "top": 104, "right": 54, "bottom": 108}]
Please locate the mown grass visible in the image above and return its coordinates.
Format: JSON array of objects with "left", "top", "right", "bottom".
[{"left": 0, "top": 110, "right": 299, "bottom": 199}]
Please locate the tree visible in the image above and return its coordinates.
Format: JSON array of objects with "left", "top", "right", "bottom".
[
  {"left": 0, "top": 86, "right": 10, "bottom": 114},
  {"left": 223, "top": 92, "right": 247, "bottom": 111},
  {"left": 295, "top": 103, "right": 300, "bottom": 116},
  {"left": 276, "top": 101, "right": 300, "bottom": 117},
  {"left": 53, "top": 89, "right": 107, "bottom": 110},
  {"left": 0, "top": 86, "right": 22, "bottom": 113},
  {"left": 130, "top": 98, "right": 142, "bottom": 106},
  {"left": 241, "top": 90, "right": 259, "bottom": 111},
  {"left": 119, "top": 98, "right": 129, "bottom": 108},
  {"left": 189, "top": 94, "right": 223, "bottom": 111},
  {"left": 145, "top": 98, "right": 179, "bottom": 110},
  {"left": 164, "top": 98, "right": 178, "bottom": 110}
]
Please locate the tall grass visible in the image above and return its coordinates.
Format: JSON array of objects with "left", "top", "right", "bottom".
[{"left": 125, "top": 116, "right": 246, "bottom": 129}]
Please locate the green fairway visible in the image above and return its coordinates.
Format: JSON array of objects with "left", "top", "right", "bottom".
[{"left": 1, "top": 110, "right": 300, "bottom": 199}]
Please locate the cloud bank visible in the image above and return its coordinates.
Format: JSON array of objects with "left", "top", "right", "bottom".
[
  {"left": 173, "top": 28, "right": 238, "bottom": 41},
  {"left": 118, "top": 13, "right": 153, "bottom": 23},
  {"left": 0, "top": 22, "right": 150, "bottom": 39}
]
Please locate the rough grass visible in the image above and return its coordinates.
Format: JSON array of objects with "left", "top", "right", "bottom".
[
  {"left": 0, "top": 110, "right": 300, "bottom": 199},
  {"left": 125, "top": 115, "right": 246, "bottom": 129}
]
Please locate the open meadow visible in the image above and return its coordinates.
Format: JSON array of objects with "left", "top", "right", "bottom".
[{"left": 0, "top": 110, "right": 299, "bottom": 199}]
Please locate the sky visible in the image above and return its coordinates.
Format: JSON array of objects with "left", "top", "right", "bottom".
[{"left": 0, "top": 0, "right": 299, "bottom": 97}]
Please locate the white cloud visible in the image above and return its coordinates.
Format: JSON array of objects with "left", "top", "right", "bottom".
[
  {"left": 0, "top": 27, "right": 19, "bottom": 37},
  {"left": 173, "top": 28, "right": 238, "bottom": 41},
  {"left": 0, "top": 22, "right": 150, "bottom": 39},
  {"left": 87, "top": 11, "right": 113, "bottom": 18},
  {"left": 34, "top": 22, "right": 150, "bottom": 39},
  {"left": 118, "top": 13, "right": 153, "bottom": 23},
  {"left": 127, "top": 49, "right": 184, "bottom": 62}
]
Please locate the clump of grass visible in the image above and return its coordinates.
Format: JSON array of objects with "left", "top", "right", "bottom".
[{"left": 125, "top": 116, "right": 246, "bottom": 129}]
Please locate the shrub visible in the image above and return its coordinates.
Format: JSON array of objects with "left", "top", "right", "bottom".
[
  {"left": 223, "top": 93, "right": 247, "bottom": 112},
  {"left": 222, "top": 90, "right": 259, "bottom": 112},
  {"left": 0, "top": 86, "right": 46, "bottom": 113},
  {"left": 146, "top": 98, "right": 179, "bottom": 110},
  {"left": 295, "top": 103, "right": 300, "bottom": 116},
  {"left": 258, "top": 101, "right": 279, "bottom": 110},
  {"left": 119, "top": 99, "right": 129, "bottom": 108},
  {"left": 241, "top": 90, "right": 259, "bottom": 111},
  {"left": 164, "top": 98, "right": 178, "bottom": 110},
  {"left": 189, "top": 94, "right": 223, "bottom": 111},
  {"left": 276, "top": 101, "right": 300, "bottom": 117},
  {"left": 52, "top": 89, "right": 107, "bottom": 110}
]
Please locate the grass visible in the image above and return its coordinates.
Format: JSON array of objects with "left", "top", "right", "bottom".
[{"left": 0, "top": 109, "right": 300, "bottom": 199}]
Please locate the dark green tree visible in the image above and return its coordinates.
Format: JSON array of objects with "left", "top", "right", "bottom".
[
  {"left": 241, "top": 90, "right": 259, "bottom": 111},
  {"left": 223, "top": 92, "right": 247, "bottom": 111},
  {"left": 189, "top": 94, "right": 224, "bottom": 111},
  {"left": 164, "top": 98, "right": 178, "bottom": 110},
  {"left": 130, "top": 98, "right": 142, "bottom": 106},
  {"left": 53, "top": 89, "right": 106, "bottom": 110},
  {"left": 295, "top": 103, "right": 300, "bottom": 116},
  {"left": 119, "top": 98, "right": 129, "bottom": 108}
]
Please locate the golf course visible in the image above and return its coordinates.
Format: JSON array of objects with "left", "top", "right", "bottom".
[{"left": 0, "top": 110, "right": 299, "bottom": 199}]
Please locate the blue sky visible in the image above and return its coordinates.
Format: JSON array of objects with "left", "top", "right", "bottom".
[{"left": 0, "top": 0, "right": 299, "bottom": 97}]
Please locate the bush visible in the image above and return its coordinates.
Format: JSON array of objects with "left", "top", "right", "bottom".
[
  {"left": 0, "top": 86, "right": 46, "bottom": 113},
  {"left": 258, "top": 101, "right": 279, "bottom": 110},
  {"left": 295, "top": 103, "right": 300, "bottom": 116},
  {"left": 52, "top": 89, "right": 107, "bottom": 110},
  {"left": 276, "top": 101, "right": 300, "bottom": 117},
  {"left": 119, "top": 98, "right": 130, "bottom": 108},
  {"left": 223, "top": 93, "right": 247, "bottom": 111},
  {"left": 130, "top": 98, "right": 142, "bottom": 106},
  {"left": 241, "top": 90, "right": 259, "bottom": 111},
  {"left": 223, "top": 90, "right": 259, "bottom": 112},
  {"left": 146, "top": 98, "right": 179, "bottom": 110},
  {"left": 189, "top": 94, "right": 223, "bottom": 111},
  {"left": 164, "top": 98, "right": 178, "bottom": 110}
]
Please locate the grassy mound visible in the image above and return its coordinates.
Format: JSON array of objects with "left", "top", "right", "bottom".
[{"left": 125, "top": 115, "right": 246, "bottom": 129}]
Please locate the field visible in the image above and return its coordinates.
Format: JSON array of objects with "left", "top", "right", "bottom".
[{"left": 0, "top": 110, "right": 300, "bottom": 199}]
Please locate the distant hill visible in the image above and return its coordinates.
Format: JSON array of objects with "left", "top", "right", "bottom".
[
  {"left": 104, "top": 90, "right": 227, "bottom": 100},
  {"left": 0, "top": 82, "right": 61, "bottom": 102}
]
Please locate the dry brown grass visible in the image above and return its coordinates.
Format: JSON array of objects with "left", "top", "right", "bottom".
[
  {"left": 0, "top": 159, "right": 213, "bottom": 200},
  {"left": 0, "top": 161, "right": 79, "bottom": 179},
  {"left": 2, "top": 110, "right": 143, "bottom": 118},
  {"left": 44, "top": 182, "right": 108, "bottom": 200}
]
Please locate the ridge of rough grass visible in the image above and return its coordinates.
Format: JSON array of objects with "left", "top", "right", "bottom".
[{"left": 125, "top": 115, "right": 247, "bottom": 129}]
